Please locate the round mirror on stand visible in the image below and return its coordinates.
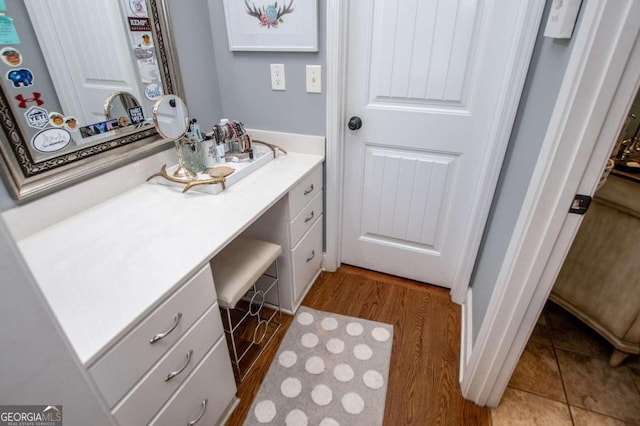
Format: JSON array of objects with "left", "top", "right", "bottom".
[
  {"left": 104, "top": 92, "right": 142, "bottom": 125},
  {"left": 152, "top": 94, "right": 194, "bottom": 179}
]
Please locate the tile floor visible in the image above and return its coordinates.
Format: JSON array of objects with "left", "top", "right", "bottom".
[{"left": 491, "top": 301, "right": 640, "bottom": 425}]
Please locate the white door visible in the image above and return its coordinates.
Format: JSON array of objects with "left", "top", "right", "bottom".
[
  {"left": 25, "top": 0, "right": 144, "bottom": 124},
  {"left": 341, "top": 0, "right": 539, "bottom": 287}
]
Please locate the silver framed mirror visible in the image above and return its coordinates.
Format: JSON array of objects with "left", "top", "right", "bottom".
[{"left": 0, "top": 0, "right": 184, "bottom": 200}]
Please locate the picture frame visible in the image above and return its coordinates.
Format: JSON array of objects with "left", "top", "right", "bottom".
[{"left": 223, "top": 0, "right": 318, "bottom": 52}]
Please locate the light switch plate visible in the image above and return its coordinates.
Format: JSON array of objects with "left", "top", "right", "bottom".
[
  {"left": 306, "top": 65, "right": 321, "bottom": 93},
  {"left": 270, "top": 64, "right": 286, "bottom": 90},
  {"left": 543, "top": 0, "right": 582, "bottom": 39}
]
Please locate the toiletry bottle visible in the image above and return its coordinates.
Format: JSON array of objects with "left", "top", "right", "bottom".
[
  {"left": 201, "top": 131, "right": 218, "bottom": 168},
  {"left": 216, "top": 141, "right": 226, "bottom": 163}
]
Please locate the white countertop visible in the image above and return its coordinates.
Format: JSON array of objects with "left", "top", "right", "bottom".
[{"left": 17, "top": 151, "right": 323, "bottom": 365}]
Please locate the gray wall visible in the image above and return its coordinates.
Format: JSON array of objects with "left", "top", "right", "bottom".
[
  {"left": 0, "top": 0, "right": 326, "bottom": 209},
  {"left": 0, "top": 218, "right": 113, "bottom": 425},
  {"left": 471, "top": 0, "right": 579, "bottom": 343},
  {"left": 168, "top": 0, "right": 223, "bottom": 129},
  {"left": 208, "top": 0, "right": 326, "bottom": 136}
]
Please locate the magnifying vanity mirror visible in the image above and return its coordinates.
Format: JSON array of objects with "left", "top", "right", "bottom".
[
  {"left": 104, "top": 92, "right": 142, "bottom": 122},
  {"left": 152, "top": 94, "right": 194, "bottom": 179},
  {"left": 153, "top": 95, "right": 189, "bottom": 140},
  {"left": 0, "top": 0, "right": 184, "bottom": 200}
]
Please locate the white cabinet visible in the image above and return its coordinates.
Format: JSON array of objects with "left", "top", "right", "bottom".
[
  {"left": 291, "top": 218, "right": 323, "bottom": 303},
  {"left": 89, "top": 265, "right": 217, "bottom": 407},
  {"left": 11, "top": 139, "right": 324, "bottom": 425},
  {"left": 289, "top": 190, "right": 323, "bottom": 247},
  {"left": 88, "top": 265, "right": 236, "bottom": 425},
  {"left": 245, "top": 163, "right": 324, "bottom": 312},
  {"left": 150, "top": 336, "right": 237, "bottom": 425}
]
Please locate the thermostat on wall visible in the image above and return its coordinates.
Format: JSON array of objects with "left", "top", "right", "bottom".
[{"left": 544, "top": 0, "right": 582, "bottom": 39}]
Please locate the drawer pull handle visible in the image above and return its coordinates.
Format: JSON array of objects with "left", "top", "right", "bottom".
[
  {"left": 304, "top": 211, "right": 315, "bottom": 223},
  {"left": 165, "top": 349, "right": 193, "bottom": 381},
  {"left": 306, "top": 250, "right": 315, "bottom": 263},
  {"left": 187, "top": 399, "right": 208, "bottom": 426},
  {"left": 150, "top": 312, "right": 182, "bottom": 344},
  {"left": 303, "top": 184, "right": 314, "bottom": 195}
]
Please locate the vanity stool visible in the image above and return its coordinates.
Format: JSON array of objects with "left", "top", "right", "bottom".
[{"left": 210, "top": 237, "right": 283, "bottom": 382}]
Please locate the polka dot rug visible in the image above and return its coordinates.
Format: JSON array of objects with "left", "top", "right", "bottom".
[{"left": 244, "top": 307, "right": 393, "bottom": 425}]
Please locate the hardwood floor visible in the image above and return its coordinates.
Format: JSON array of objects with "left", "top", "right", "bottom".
[{"left": 225, "top": 265, "right": 490, "bottom": 425}]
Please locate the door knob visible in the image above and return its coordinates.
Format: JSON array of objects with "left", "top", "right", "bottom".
[{"left": 348, "top": 116, "right": 362, "bottom": 130}]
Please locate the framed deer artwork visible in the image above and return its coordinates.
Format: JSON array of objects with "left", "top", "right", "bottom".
[{"left": 222, "top": 0, "right": 318, "bottom": 51}]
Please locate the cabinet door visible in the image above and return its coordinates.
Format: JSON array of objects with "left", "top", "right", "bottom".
[
  {"left": 150, "top": 337, "right": 237, "bottom": 426},
  {"left": 112, "top": 305, "right": 223, "bottom": 425},
  {"left": 290, "top": 191, "right": 323, "bottom": 247},
  {"left": 292, "top": 216, "right": 323, "bottom": 302},
  {"left": 89, "top": 265, "right": 216, "bottom": 408},
  {"left": 287, "top": 166, "right": 323, "bottom": 219}
]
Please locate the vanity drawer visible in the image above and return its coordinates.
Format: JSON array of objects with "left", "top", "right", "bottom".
[
  {"left": 150, "top": 336, "right": 237, "bottom": 426},
  {"left": 290, "top": 190, "right": 323, "bottom": 247},
  {"left": 112, "top": 304, "right": 223, "bottom": 425},
  {"left": 287, "top": 165, "right": 323, "bottom": 219},
  {"left": 89, "top": 264, "right": 217, "bottom": 408},
  {"left": 292, "top": 216, "right": 323, "bottom": 302}
]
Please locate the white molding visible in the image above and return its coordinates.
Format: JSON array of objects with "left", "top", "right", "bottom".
[
  {"left": 460, "top": 0, "right": 640, "bottom": 406},
  {"left": 450, "top": 0, "right": 545, "bottom": 304},
  {"left": 460, "top": 287, "right": 473, "bottom": 382},
  {"left": 323, "top": 0, "right": 348, "bottom": 272}
]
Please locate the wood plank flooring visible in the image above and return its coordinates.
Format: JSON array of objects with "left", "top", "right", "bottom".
[{"left": 225, "top": 265, "right": 490, "bottom": 425}]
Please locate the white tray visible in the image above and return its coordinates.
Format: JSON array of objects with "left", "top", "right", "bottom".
[{"left": 149, "top": 143, "right": 274, "bottom": 195}]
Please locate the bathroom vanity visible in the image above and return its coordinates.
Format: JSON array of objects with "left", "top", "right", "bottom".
[{"left": 4, "top": 131, "right": 324, "bottom": 424}]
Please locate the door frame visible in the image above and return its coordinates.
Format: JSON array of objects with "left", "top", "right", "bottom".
[
  {"left": 460, "top": 0, "right": 640, "bottom": 406},
  {"left": 323, "top": 0, "right": 544, "bottom": 303}
]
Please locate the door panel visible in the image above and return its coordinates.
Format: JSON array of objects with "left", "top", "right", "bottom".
[
  {"left": 341, "top": 0, "right": 533, "bottom": 287},
  {"left": 369, "top": 0, "right": 480, "bottom": 108},
  {"left": 26, "top": 0, "right": 144, "bottom": 124},
  {"left": 361, "top": 146, "right": 457, "bottom": 251}
]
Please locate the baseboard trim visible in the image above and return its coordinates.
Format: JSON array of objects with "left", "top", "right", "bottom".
[{"left": 460, "top": 287, "right": 473, "bottom": 383}]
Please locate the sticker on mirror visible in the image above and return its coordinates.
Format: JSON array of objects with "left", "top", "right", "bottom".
[
  {"left": 48, "top": 112, "right": 64, "bottom": 127},
  {"left": 6, "top": 68, "right": 33, "bottom": 88},
  {"left": 31, "top": 128, "right": 71, "bottom": 153},
  {"left": 64, "top": 117, "right": 78, "bottom": 132},
  {"left": 0, "top": 47, "right": 22, "bottom": 66},
  {"left": 129, "top": 0, "right": 147, "bottom": 17},
  {"left": 79, "top": 119, "right": 124, "bottom": 139},
  {"left": 128, "top": 17, "right": 151, "bottom": 32},
  {"left": 24, "top": 106, "right": 48, "bottom": 129},
  {"left": 128, "top": 106, "right": 145, "bottom": 124},
  {"left": 145, "top": 83, "right": 162, "bottom": 100},
  {"left": 15, "top": 92, "right": 43, "bottom": 109}
]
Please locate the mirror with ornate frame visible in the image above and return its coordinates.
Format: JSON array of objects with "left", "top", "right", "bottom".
[{"left": 0, "top": 0, "right": 184, "bottom": 200}]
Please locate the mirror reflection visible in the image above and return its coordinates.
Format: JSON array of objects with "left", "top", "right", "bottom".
[
  {"left": 16, "top": 0, "right": 162, "bottom": 160},
  {"left": 104, "top": 92, "right": 143, "bottom": 123},
  {"left": 0, "top": 0, "right": 182, "bottom": 200}
]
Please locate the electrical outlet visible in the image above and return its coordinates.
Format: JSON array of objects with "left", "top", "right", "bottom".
[
  {"left": 306, "top": 65, "right": 321, "bottom": 93},
  {"left": 270, "top": 64, "right": 286, "bottom": 90}
]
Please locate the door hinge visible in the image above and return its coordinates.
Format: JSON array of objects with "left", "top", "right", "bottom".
[{"left": 569, "top": 194, "right": 592, "bottom": 215}]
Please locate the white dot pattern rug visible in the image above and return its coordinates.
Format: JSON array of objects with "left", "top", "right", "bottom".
[{"left": 244, "top": 307, "right": 393, "bottom": 425}]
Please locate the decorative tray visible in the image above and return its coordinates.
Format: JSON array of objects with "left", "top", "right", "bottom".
[{"left": 147, "top": 142, "right": 276, "bottom": 195}]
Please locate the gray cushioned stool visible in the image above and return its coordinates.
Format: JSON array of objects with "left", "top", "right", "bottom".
[{"left": 211, "top": 237, "right": 283, "bottom": 382}]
